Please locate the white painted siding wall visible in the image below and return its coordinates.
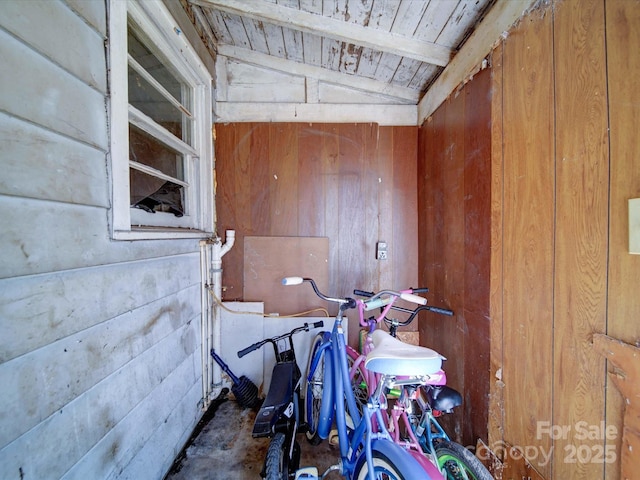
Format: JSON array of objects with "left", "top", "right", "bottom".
[{"left": 0, "top": 1, "right": 211, "bottom": 478}]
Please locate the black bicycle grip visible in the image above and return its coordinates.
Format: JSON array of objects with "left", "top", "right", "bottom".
[
  {"left": 237, "top": 341, "right": 262, "bottom": 358},
  {"left": 312, "top": 321, "right": 324, "bottom": 328},
  {"left": 353, "top": 289, "right": 374, "bottom": 297},
  {"left": 412, "top": 287, "right": 429, "bottom": 293},
  {"left": 428, "top": 306, "right": 454, "bottom": 316}
]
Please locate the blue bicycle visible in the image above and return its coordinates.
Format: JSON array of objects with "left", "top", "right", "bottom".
[{"left": 283, "top": 277, "right": 444, "bottom": 480}]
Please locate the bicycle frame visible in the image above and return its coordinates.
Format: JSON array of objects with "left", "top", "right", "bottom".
[
  {"left": 345, "top": 287, "right": 493, "bottom": 480},
  {"left": 314, "top": 306, "right": 436, "bottom": 479},
  {"left": 293, "top": 277, "right": 441, "bottom": 480},
  {"left": 413, "top": 389, "right": 452, "bottom": 453},
  {"left": 350, "top": 341, "right": 442, "bottom": 457},
  {"left": 238, "top": 321, "right": 323, "bottom": 479},
  {"left": 347, "top": 290, "right": 453, "bottom": 476}
]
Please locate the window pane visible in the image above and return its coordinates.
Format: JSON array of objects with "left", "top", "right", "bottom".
[
  {"left": 127, "top": 27, "right": 193, "bottom": 144},
  {"left": 130, "top": 170, "right": 185, "bottom": 217},
  {"left": 128, "top": 27, "right": 187, "bottom": 106},
  {"left": 129, "top": 124, "right": 184, "bottom": 180}
]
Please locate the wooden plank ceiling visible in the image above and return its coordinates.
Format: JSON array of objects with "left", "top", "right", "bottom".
[{"left": 181, "top": 0, "right": 536, "bottom": 125}]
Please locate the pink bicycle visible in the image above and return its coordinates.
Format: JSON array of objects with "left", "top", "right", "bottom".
[{"left": 346, "top": 288, "right": 492, "bottom": 480}]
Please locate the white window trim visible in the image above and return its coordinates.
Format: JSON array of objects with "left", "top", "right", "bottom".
[{"left": 108, "top": 0, "right": 214, "bottom": 240}]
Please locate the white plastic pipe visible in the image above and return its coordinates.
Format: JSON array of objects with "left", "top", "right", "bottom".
[
  {"left": 200, "top": 239, "right": 209, "bottom": 406},
  {"left": 208, "top": 230, "right": 235, "bottom": 401}
]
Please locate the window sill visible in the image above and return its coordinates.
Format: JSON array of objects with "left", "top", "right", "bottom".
[{"left": 113, "top": 227, "right": 213, "bottom": 241}]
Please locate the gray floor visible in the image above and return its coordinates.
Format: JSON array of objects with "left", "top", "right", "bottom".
[{"left": 165, "top": 390, "right": 340, "bottom": 480}]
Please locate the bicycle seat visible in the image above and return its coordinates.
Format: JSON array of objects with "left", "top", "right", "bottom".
[{"left": 365, "top": 330, "right": 444, "bottom": 376}]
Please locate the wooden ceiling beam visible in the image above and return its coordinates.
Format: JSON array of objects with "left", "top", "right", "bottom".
[
  {"left": 189, "top": 0, "right": 452, "bottom": 66},
  {"left": 418, "top": 0, "right": 538, "bottom": 123},
  {"left": 217, "top": 44, "right": 420, "bottom": 103},
  {"left": 215, "top": 102, "right": 417, "bottom": 126}
]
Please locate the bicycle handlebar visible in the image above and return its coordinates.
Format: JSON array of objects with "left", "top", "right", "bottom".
[
  {"left": 237, "top": 341, "right": 264, "bottom": 358},
  {"left": 424, "top": 306, "right": 454, "bottom": 316},
  {"left": 384, "top": 304, "right": 454, "bottom": 331},
  {"left": 237, "top": 321, "right": 324, "bottom": 358},
  {"left": 353, "top": 287, "right": 429, "bottom": 298},
  {"left": 282, "top": 277, "right": 427, "bottom": 312},
  {"left": 360, "top": 291, "right": 427, "bottom": 311},
  {"left": 352, "top": 287, "right": 454, "bottom": 329},
  {"left": 282, "top": 277, "right": 354, "bottom": 306}
]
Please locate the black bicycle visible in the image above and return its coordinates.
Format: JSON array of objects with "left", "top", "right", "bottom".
[{"left": 238, "top": 321, "right": 323, "bottom": 480}]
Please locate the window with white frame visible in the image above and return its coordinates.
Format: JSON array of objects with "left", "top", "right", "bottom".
[{"left": 109, "top": 0, "right": 213, "bottom": 240}]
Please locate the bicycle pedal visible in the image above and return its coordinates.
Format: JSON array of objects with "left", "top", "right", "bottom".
[
  {"left": 329, "top": 429, "right": 339, "bottom": 445},
  {"left": 295, "top": 466, "right": 319, "bottom": 480}
]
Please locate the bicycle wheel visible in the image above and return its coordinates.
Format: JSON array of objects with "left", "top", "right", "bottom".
[
  {"left": 354, "top": 450, "right": 405, "bottom": 480},
  {"left": 354, "top": 446, "right": 431, "bottom": 480},
  {"left": 265, "top": 432, "right": 286, "bottom": 480},
  {"left": 305, "top": 333, "right": 328, "bottom": 445},
  {"left": 434, "top": 440, "right": 493, "bottom": 480}
]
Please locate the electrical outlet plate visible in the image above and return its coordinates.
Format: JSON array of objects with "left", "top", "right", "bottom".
[{"left": 376, "top": 241, "right": 388, "bottom": 260}]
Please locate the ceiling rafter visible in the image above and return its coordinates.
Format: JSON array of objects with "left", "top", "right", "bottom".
[
  {"left": 189, "top": 0, "right": 453, "bottom": 66},
  {"left": 215, "top": 102, "right": 417, "bottom": 126},
  {"left": 418, "top": 0, "right": 538, "bottom": 122},
  {"left": 218, "top": 44, "right": 420, "bottom": 103}
]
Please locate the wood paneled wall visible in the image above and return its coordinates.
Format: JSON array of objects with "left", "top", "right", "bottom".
[
  {"left": 419, "top": 2, "right": 640, "bottom": 477},
  {"left": 418, "top": 67, "right": 492, "bottom": 448},
  {"left": 606, "top": 1, "right": 640, "bottom": 477},
  {"left": 489, "top": 1, "right": 639, "bottom": 478},
  {"left": 214, "top": 123, "right": 418, "bottom": 347}
]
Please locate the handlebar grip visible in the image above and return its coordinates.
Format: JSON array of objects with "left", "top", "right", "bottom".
[
  {"left": 237, "top": 342, "right": 261, "bottom": 358},
  {"left": 353, "top": 289, "right": 374, "bottom": 298},
  {"left": 282, "top": 276, "right": 304, "bottom": 286},
  {"left": 412, "top": 287, "right": 429, "bottom": 293},
  {"left": 428, "top": 306, "right": 454, "bottom": 316},
  {"left": 363, "top": 296, "right": 393, "bottom": 311},
  {"left": 312, "top": 320, "right": 324, "bottom": 328},
  {"left": 400, "top": 292, "right": 427, "bottom": 305}
]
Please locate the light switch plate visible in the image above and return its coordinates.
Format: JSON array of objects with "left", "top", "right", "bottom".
[{"left": 630, "top": 198, "right": 640, "bottom": 255}]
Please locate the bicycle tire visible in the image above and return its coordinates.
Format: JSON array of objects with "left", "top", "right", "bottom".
[
  {"left": 434, "top": 440, "right": 493, "bottom": 480},
  {"left": 265, "top": 432, "right": 286, "bottom": 480},
  {"left": 353, "top": 446, "right": 425, "bottom": 480},
  {"left": 305, "top": 333, "right": 327, "bottom": 445}
]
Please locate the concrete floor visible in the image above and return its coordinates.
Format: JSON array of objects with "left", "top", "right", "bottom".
[{"left": 165, "top": 389, "right": 340, "bottom": 480}]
